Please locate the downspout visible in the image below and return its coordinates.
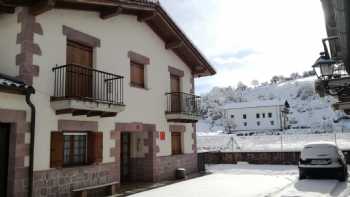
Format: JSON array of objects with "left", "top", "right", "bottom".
[{"left": 25, "top": 86, "right": 35, "bottom": 197}]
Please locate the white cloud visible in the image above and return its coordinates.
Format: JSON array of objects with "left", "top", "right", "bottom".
[{"left": 160, "top": 0, "right": 327, "bottom": 94}]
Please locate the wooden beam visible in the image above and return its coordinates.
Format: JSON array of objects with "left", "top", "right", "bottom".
[
  {"left": 137, "top": 12, "right": 157, "bottom": 22},
  {"left": 100, "top": 6, "right": 123, "bottom": 19},
  {"left": 100, "top": 112, "right": 117, "bottom": 117},
  {"left": 165, "top": 40, "right": 183, "bottom": 50},
  {"left": 30, "top": 0, "right": 55, "bottom": 16},
  {"left": 87, "top": 111, "right": 103, "bottom": 117},
  {"left": 0, "top": 6, "right": 15, "bottom": 14},
  {"left": 72, "top": 110, "right": 89, "bottom": 116}
]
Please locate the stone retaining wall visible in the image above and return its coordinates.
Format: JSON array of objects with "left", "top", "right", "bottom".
[{"left": 33, "top": 162, "right": 118, "bottom": 197}]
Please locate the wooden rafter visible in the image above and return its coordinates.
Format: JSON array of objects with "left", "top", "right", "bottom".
[
  {"left": 0, "top": 5, "right": 15, "bottom": 14},
  {"left": 137, "top": 11, "right": 156, "bottom": 22},
  {"left": 165, "top": 40, "right": 183, "bottom": 50},
  {"left": 100, "top": 6, "right": 123, "bottom": 19},
  {"left": 30, "top": 0, "right": 55, "bottom": 16}
]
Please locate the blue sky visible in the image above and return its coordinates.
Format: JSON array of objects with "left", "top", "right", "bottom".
[{"left": 160, "top": 0, "right": 327, "bottom": 94}]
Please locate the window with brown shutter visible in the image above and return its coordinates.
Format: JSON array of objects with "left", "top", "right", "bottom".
[
  {"left": 50, "top": 132, "right": 64, "bottom": 168},
  {"left": 88, "top": 132, "right": 103, "bottom": 164},
  {"left": 130, "top": 61, "right": 145, "bottom": 88},
  {"left": 50, "top": 131, "right": 103, "bottom": 168},
  {"left": 171, "top": 132, "right": 182, "bottom": 155}
]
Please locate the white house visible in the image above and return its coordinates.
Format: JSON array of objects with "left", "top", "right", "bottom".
[
  {"left": 223, "top": 100, "right": 289, "bottom": 132},
  {"left": 0, "top": 1, "right": 216, "bottom": 196}
]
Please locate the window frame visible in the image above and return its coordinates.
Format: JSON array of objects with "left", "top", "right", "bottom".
[
  {"left": 243, "top": 114, "right": 247, "bottom": 119},
  {"left": 270, "top": 121, "right": 275, "bottom": 126},
  {"left": 243, "top": 122, "right": 247, "bottom": 127},
  {"left": 62, "top": 132, "right": 88, "bottom": 167},
  {"left": 230, "top": 115, "right": 235, "bottom": 119},
  {"left": 268, "top": 112, "right": 272, "bottom": 118},
  {"left": 257, "top": 121, "right": 260, "bottom": 126}
]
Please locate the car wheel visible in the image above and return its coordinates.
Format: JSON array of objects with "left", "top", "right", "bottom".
[
  {"left": 299, "top": 169, "right": 306, "bottom": 180},
  {"left": 337, "top": 167, "right": 348, "bottom": 182}
]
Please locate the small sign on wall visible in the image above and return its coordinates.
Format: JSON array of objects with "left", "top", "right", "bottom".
[{"left": 159, "top": 131, "right": 165, "bottom": 140}]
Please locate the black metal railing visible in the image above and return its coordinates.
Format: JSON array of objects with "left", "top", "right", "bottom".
[
  {"left": 165, "top": 92, "right": 201, "bottom": 115},
  {"left": 52, "top": 64, "right": 124, "bottom": 105}
]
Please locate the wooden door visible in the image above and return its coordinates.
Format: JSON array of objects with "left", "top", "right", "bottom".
[
  {"left": 0, "top": 123, "right": 9, "bottom": 196},
  {"left": 171, "top": 132, "right": 182, "bottom": 155},
  {"left": 170, "top": 75, "right": 181, "bottom": 112},
  {"left": 66, "top": 40, "right": 93, "bottom": 99},
  {"left": 120, "top": 133, "right": 131, "bottom": 183}
]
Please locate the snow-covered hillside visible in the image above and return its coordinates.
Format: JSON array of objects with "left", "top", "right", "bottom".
[{"left": 198, "top": 76, "right": 347, "bottom": 135}]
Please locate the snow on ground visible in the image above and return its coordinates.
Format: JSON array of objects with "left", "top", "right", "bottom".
[
  {"left": 130, "top": 164, "right": 297, "bottom": 197},
  {"left": 129, "top": 164, "right": 350, "bottom": 197},
  {"left": 197, "top": 133, "right": 350, "bottom": 152}
]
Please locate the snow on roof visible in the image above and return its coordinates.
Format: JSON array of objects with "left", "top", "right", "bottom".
[
  {"left": 304, "top": 141, "right": 337, "bottom": 147},
  {"left": 0, "top": 73, "right": 27, "bottom": 89},
  {"left": 222, "top": 100, "right": 286, "bottom": 110}
]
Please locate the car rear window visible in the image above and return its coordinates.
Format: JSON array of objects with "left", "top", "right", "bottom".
[{"left": 301, "top": 145, "right": 338, "bottom": 159}]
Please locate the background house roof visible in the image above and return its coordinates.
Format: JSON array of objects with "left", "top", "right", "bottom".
[
  {"left": 0, "top": 0, "right": 216, "bottom": 77},
  {"left": 222, "top": 100, "right": 287, "bottom": 110}
]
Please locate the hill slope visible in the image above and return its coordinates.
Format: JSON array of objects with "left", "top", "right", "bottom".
[{"left": 198, "top": 77, "right": 346, "bottom": 135}]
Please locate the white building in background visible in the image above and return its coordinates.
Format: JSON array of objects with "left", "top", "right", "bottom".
[{"left": 223, "top": 100, "right": 289, "bottom": 132}]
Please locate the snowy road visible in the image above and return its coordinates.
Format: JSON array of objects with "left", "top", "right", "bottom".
[{"left": 129, "top": 164, "right": 350, "bottom": 197}]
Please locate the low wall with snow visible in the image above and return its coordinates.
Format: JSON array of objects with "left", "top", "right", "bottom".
[
  {"left": 198, "top": 133, "right": 350, "bottom": 152},
  {"left": 199, "top": 150, "right": 350, "bottom": 165}
]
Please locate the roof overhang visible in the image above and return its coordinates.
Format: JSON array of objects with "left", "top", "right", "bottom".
[
  {"left": 0, "top": 0, "right": 216, "bottom": 77},
  {"left": 321, "top": 0, "right": 350, "bottom": 72},
  {"left": 0, "top": 72, "right": 34, "bottom": 95}
]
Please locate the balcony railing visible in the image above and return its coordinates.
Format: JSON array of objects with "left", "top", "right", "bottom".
[
  {"left": 52, "top": 64, "right": 124, "bottom": 105},
  {"left": 165, "top": 92, "right": 201, "bottom": 116}
]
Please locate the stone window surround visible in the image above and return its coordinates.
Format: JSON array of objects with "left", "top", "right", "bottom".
[
  {"left": 168, "top": 66, "right": 184, "bottom": 78},
  {"left": 128, "top": 51, "right": 150, "bottom": 90},
  {"left": 62, "top": 25, "right": 101, "bottom": 48},
  {"left": 0, "top": 108, "right": 29, "bottom": 197}
]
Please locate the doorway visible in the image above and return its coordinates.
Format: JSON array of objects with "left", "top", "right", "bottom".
[
  {"left": 170, "top": 74, "right": 181, "bottom": 112},
  {"left": 66, "top": 40, "right": 93, "bottom": 99},
  {"left": 0, "top": 123, "right": 10, "bottom": 196},
  {"left": 120, "top": 132, "right": 131, "bottom": 183}
]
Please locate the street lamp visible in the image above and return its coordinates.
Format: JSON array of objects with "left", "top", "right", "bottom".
[{"left": 312, "top": 54, "right": 336, "bottom": 79}]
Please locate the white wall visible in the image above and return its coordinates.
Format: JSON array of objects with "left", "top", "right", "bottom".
[
  {"left": 0, "top": 9, "right": 20, "bottom": 77},
  {"left": 225, "top": 105, "right": 283, "bottom": 131},
  {"left": 30, "top": 9, "right": 195, "bottom": 170}
]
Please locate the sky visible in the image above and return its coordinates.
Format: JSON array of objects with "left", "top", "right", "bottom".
[{"left": 159, "top": 0, "right": 327, "bottom": 94}]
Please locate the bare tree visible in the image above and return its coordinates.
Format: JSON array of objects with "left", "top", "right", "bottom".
[
  {"left": 224, "top": 118, "right": 237, "bottom": 134},
  {"left": 251, "top": 80, "right": 259, "bottom": 87}
]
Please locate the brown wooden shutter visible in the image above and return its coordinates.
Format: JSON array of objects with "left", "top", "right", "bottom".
[
  {"left": 50, "top": 132, "right": 64, "bottom": 168},
  {"left": 88, "top": 132, "right": 103, "bottom": 164},
  {"left": 130, "top": 61, "right": 145, "bottom": 88}
]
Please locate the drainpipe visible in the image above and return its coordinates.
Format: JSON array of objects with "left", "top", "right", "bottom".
[{"left": 25, "top": 86, "right": 35, "bottom": 197}]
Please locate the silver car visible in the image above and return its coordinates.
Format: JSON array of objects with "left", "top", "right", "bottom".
[{"left": 298, "top": 142, "right": 348, "bottom": 181}]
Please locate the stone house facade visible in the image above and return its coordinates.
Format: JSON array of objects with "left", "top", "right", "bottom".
[{"left": 0, "top": 1, "right": 215, "bottom": 196}]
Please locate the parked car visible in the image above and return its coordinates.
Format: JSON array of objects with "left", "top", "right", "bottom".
[{"left": 298, "top": 142, "right": 348, "bottom": 181}]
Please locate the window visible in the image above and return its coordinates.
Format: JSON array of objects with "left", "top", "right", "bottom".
[
  {"left": 63, "top": 133, "right": 87, "bottom": 166},
  {"left": 270, "top": 121, "right": 274, "bottom": 125},
  {"left": 268, "top": 113, "right": 272, "bottom": 118},
  {"left": 256, "top": 113, "right": 260, "bottom": 119},
  {"left": 257, "top": 121, "right": 260, "bottom": 126},
  {"left": 130, "top": 61, "right": 145, "bottom": 88},
  {"left": 230, "top": 115, "right": 235, "bottom": 119},
  {"left": 243, "top": 114, "right": 247, "bottom": 119},
  {"left": 50, "top": 131, "right": 103, "bottom": 168},
  {"left": 171, "top": 132, "right": 182, "bottom": 155},
  {"left": 262, "top": 113, "right": 266, "bottom": 118},
  {"left": 244, "top": 122, "right": 247, "bottom": 126}
]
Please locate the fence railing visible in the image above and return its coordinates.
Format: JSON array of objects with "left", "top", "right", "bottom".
[
  {"left": 165, "top": 92, "right": 201, "bottom": 116},
  {"left": 52, "top": 64, "right": 124, "bottom": 105}
]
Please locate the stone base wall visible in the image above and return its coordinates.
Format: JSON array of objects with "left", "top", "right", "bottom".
[
  {"left": 156, "top": 154, "right": 198, "bottom": 180},
  {"left": 33, "top": 162, "right": 118, "bottom": 197}
]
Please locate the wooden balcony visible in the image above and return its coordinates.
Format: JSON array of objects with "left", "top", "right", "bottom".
[
  {"left": 51, "top": 64, "right": 125, "bottom": 117},
  {"left": 165, "top": 92, "right": 201, "bottom": 123}
]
